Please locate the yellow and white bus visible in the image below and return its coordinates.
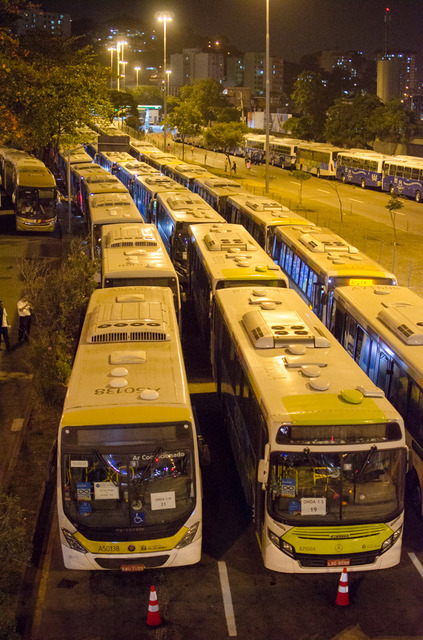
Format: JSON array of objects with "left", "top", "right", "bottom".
[
  {"left": 192, "top": 176, "right": 249, "bottom": 215},
  {"left": 330, "top": 284, "right": 423, "bottom": 516},
  {"left": 153, "top": 191, "right": 226, "bottom": 284},
  {"left": 132, "top": 174, "right": 187, "bottom": 222},
  {"left": 189, "top": 222, "right": 288, "bottom": 343},
  {"left": 80, "top": 169, "right": 129, "bottom": 219},
  {"left": 271, "top": 225, "right": 397, "bottom": 326},
  {"left": 211, "top": 286, "right": 407, "bottom": 573},
  {"left": 101, "top": 223, "right": 182, "bottom": 325},
  {"left": 57, "top": 286, "right": 204, "bottom": 570},
  {"left": 2, "top": 149, "right": 58, "bottom": 232},
  {"left": 224, "top": 193, "right": 315, "bottom": 254},
  {"left": 87, "top": 191, "right": 141, "bottom": 259}
]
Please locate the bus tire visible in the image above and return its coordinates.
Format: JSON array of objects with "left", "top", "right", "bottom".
[
  {"left": 316, "top": 169, "right": 321, "bottom": 178},
  {"left": 390, "top": 184, "right": 395, "bottom": 195},
  {"left": 341, "top": 174, "right": 346, "bottom": 184},
  {"left": 409, "top": 470, "right": 423, "bottom": 517},
  {"left": 361, "top": 179, "right": 366, "bottom": 189},
  {"left": 415, "top": 190, "right": 421, "bottom": 203}
]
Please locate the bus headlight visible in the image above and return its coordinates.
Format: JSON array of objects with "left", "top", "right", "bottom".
[
  {"left": 381, "top": 526, "right": 402, "bottom": 553},
  {"left": 281, "top": 540, "right": 294, "bottom": 557},
  {"left": 175, "top": 522, "right": 199, "bottom": 549},
  {"left": 268, "top": 529, "right": 281, "bottom": 549},
  {"left": 62, "top": 528, "right": 88, "bottom": 553}
]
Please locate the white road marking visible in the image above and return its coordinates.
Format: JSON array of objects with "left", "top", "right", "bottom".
[
  {"left": 348, "top": 198, "right": 363, "bottom": 204},
  {"left": 408, "top": 552, "right": 423, "bottom": 579},
  {"left": 218, "top": 560, "right": 237, "bottom": 636},
  {"left": 317, "top": 189, "right": 330, "bottom": 194}
]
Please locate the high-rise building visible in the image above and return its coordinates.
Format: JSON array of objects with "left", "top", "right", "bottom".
[
  {"left": 376, "top": 51, "right": 418, "bottom": 105},
  {"left": 15, "top": 10, "right": 71, "bottom": 38},
  {"left": 170, "top": 49, "right": 224, "bottom": 88}
]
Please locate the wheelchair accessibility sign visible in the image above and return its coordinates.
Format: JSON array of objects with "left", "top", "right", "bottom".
[{"left": 132, "top": 512, "right": 145, "bottom": 525}]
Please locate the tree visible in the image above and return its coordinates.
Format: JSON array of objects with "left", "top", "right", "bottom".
[
  {"left": 367, "top": 99, "right": 418, "bottom": 144},
  {"left": 203, "top": 122, "right": 248, "bottom": 166},
  {"left": 286, "top": 71, "right": 332, "bottom": 141},
  {"left": 385, "top": 194, "right": 404, "bottom": 245},
  {"left": 166, "top": 96, "right": 203, "bottom": 160},
  {"left": 186, "top": 79, "right": 230, "bottom": 125},
  {"left": 291, "top": 169, "right": 311, "bottom": 208},
  {"left": 0, "top": 31, "right": 113, "bottom": 154},
  {"left": 325, "top": 94, "right": 382, "bottom": 148}
]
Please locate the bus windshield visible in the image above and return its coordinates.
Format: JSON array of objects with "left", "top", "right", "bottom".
[
  {"left": 16, "top": 188, "right": 56, "bottom": 219},
  {"left": 62, "top": 444, "right": 195, "bottom": 529},
  {"left": 268, "top": 448, "right": 405, "bottom": 525}
]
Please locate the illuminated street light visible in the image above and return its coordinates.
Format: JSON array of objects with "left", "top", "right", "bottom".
[
  {"left": 119, "top": 60, "right": 128, "bottom": 91},
  {"left": 134, "top": 66, "right": 141, "bottom": 86},
  {"left": 265, "top": 0, "right": 270, "bottom": 193},
  {"left": 116, "top": 41, "right": 127, "bottom": 92},
  {"left": 107, "top": 47, "right": 116, "bottom": 89},
  {"left": 166, "top": 69, "right": 172, "bottom": 95},
  {"left": 156, "top": 12, "right": 174, "bottom": 151}
]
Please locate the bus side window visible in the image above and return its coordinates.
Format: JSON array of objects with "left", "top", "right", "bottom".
[
  {"left": 389, "top": 362, "right": 409, "bottom": 417},
  {"left": 407, "top": 382, "right": 423, "bottom": 442},
  {"left": 376, "top": 349, "right": 392, "bottom": 397}
]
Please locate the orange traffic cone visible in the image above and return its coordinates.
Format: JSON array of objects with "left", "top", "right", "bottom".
[
  {"left": 146, "top": 585, "right": 162, "bottom": 627},
  {"left": 335, "top": 568, "right": 349, "bottom": 606}
]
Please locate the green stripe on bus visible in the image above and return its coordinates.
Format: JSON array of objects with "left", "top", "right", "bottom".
[{"left": 282, "top": 394, "right": 387, "bottom": 425}]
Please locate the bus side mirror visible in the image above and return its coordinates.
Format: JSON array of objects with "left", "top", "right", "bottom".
[
  {"left": 257, "top": 459, "right": 269, "bottom": 487},
  {"left": 197, "top": 435, "right": 210, "bottom": 466}
]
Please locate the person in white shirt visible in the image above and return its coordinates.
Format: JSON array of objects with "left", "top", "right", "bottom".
[
  {"left": 0, "top": 300, "right": 11, "bottom": 351},
  {"left": 17, "top": 294, "right": 32, "bottom": 343}
]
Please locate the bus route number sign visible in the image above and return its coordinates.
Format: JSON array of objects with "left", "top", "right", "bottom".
[{"left": 348, "top": 278, "right": 374, "bottom": 286}]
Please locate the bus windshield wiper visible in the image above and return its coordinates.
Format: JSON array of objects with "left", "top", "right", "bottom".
[
  {"left": 354, "top": 445, "right": 377, "bottom": 483},
  {"left": 134, "top": 447, "right": 163, "bottom": 486}
]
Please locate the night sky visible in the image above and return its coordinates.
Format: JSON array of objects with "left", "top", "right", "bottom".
[{"left": 41, "top": 0, "right": 422, "bottom": 63}]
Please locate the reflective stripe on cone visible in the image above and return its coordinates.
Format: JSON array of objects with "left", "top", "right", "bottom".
[
  {"left": 146, "top": 585, "right": 162, "bottom": 627},
  {"left": 335, "top": 568, "right": 350, "bottom": 606}
]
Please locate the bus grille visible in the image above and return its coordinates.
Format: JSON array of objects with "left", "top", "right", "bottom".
[
  {"left": 91, "top": 331, "right": 167, "bottom": 342},
  {"left": 297, "top": 550, "right": 380, "bottom": 568},
  {"left": 95, "top": 555, "right": 170, "bottom": 569}
]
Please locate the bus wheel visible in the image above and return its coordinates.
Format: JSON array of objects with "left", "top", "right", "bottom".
[
  {"left": 316, "top": 169, "right": 321, "bottom": 178},
  {"left": 416, "top": 190, "right": 421, "bottom": 203},
  {"left": 361, "top": 179, "right": 366, "bottom": 189},
  {"left": 410, "top": 472, "right": 423, "bottom": 517},
  {"left": 341, "top": 175, "right": 346, "bottom": 184},
  {"left": 390, "top": 184, "right": 395, "bottom": 195}
]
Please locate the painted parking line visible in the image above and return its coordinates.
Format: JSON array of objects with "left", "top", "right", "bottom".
[
  {"left": 408, "top": 552, "right": 423, "bottom": 579},
  {"left": 348, "top": 198, "right": 364, "bottom": 204},
  {"left": 218, "top": 560, "right": 237, "bottom": 637}
]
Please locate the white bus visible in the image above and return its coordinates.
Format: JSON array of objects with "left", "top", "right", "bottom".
[
  {"left": 192, "top": 176, "right": 249, "bottom": 215},
  {"left": 80, "top": 170, "right": 129, "bottom": 219},
  {"left": 87, "top": 191, "right": 141, "bottom": 259},
  {"left": 295, "top": 142, "right": 341, "bottom": 178},
  {"left": 189, "top": 223, "right": 288, "bottom": 344},
  {"left": 269, "top": 138, "right": 302, "bottom": 169},
  {"left": 153, "top": 191, "right": 226, "bottom": 283},
  {"left": 330, "top": 284, "right": 423, "bottom": 515},
  {"left": 95, "top": 151, "right": 134, "bottom": 175},
  {"left": 271, "top": 225, "right": 397, "bottom": 326},
  {"left": 162, "top": 163, "right": 213, "bottom": 190},
  {"left": 129, "top": 139, "right": 160, "bottom": 161},
  {"left": 100, "top": 223, "right": 182, "bottom": 324},
  {"left": 115, "top": 159, "right": 159, "bottom": 195},
  {"left": 224, "top": 193, "right": 315, "bottom": 254},
  {"left": 211, "top": 286, "right": 407, "bottom": 573},
  {"left": 57, "top": 286, "right": 204, "bottom": 570},
  {"left": 132, "top": 174, "right": 187, "bottom": 222}
]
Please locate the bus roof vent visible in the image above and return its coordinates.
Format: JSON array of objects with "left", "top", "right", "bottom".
[
  {"left": 242, "top": 309, "right": 314, "bottom": 349},
  {"left": 378, "top": 305, "right": 423, "bottom": 345},
  {"left": 204, "top": 179, "right": 240, "bottom": 189},
  {"left": 87, "top": 301, "right": 170, "bottom": 343},
  {"left": 106, "top": 225, "right": 158, "bottom": 249},
  {"left": 204, "top": 229, "right": 254, "bottom": 251},
  {"left": 299, "top": 231, "right": 357, "bottom": 254}
]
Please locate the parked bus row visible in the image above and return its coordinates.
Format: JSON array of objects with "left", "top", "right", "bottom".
[{"left": 52, "top": 127, "right": 419, "bottom": 575}]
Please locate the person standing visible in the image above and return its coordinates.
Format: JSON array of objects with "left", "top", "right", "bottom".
[
  {"left": 232, "top": 161, "right": 237, "bottom": 175},
  {"left": 17, "top": 294, "right": 31, "bottom": 343},
  {"left": 0, "top": 300, "right": 11, "bottom": 351}
]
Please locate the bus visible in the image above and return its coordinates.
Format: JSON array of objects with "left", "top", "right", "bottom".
[
  {"left": 56, "top": 286, "right": 204, "bottom": 570},
  {"left": 211, "top": 286, "right": 407, "bottom": 573},
  {"left": 55, "top": 145, "right": 93, "bottom": 182},
  {"left": 80, "top": 170, "right": 129, "bottom": 219},
  {"left": 141, "top": 151, "right": 180, "bottom": 173},
  {"left": 189, "top": 223, "right": 288, "bottom": 344},
  {"left": 100, "top": 223, "right": 182, "bottom": 324},
  {"left": 244, "top": 134, "right": 266, "bottom": 163},
  {"left": 295, "top": 142, "right": 341, "bottom": 178},
  {"left": 224, "top": 193, "right": 315, "bottom": 254},
  {"left": 162, "top": 163, "right": 213, "bottom": 190},
  {"left": 336, "top": 150, "right": 388, "bottom": 189},
  {"left": 95, "top": 151, "right": 134, "bottom": 175},
  {"left": 269, "top": 138, "right": 302, "bottom": 169},
  {"left": 69, "top": 163, "right": 103, "bottom": 212},
  {"left": 382, "top": 156, "right": 423, "bottom": 202},
  {"left": 132, "top": 174, "right": 187, "bottom": 223},
  {"left": 271, "top": 225, "right": 397, "bottom": 326},
  {"left": 192, "top": 176, "right": 249, "bottom": 215},
  {"left": 330, "top": 284, "right": 423, "bottom": 515},
  {"left": 129, "top": 139, "right": 159, "bottom": 161},
  {"left": 87, "top": 192, "right": 141, "bottom": 259},
  {"left": 153, "top": 191, "right": 226, "bottom": 283},
  {"left": 115, "top": 159, "right": 159, "bottom": 195},
  {"left": 2, "top": 150, "right": 58, "bottom": 232}
]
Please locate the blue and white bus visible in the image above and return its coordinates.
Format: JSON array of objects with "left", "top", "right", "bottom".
[
  {"left": 336, "top": 150, "right": 388, "bottom": 189},
  {"left": 382, "top": 156, "right": 423, "bottom": 203}
]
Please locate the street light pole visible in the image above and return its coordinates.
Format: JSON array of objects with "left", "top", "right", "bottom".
[
  {"left": 265, "top": 0, "right": 270, "bottom": 193},
  {"left": 107, "top": 47, "right": 115, "bottom": 89},
  {"left": 135, "top": 66, "right": 141, "bottom": 86},
  {"left": 156, "top": 12, "right": 173, "bottom": 151}
]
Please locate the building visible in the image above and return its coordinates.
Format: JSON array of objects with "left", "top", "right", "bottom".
[
  {"left": 15, "top": 10, "right": 71, "bottom": 38},
  {"left": 170, "top": 49, "right": 224, "bottom": 88},
  {"left": 243, "top": 52, "right": 284, "bottom": 98},
  {"left": 376, "top": 51, "right": 418, "bottom": 105}
]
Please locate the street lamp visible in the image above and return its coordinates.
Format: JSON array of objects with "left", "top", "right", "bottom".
[
  {"left": 116, "top": 41, "right": 127, "bottom": 91},
  {"left": 166, "top": 69, "right": 172, "bottom": 95},
  {"left": 119, "top": 60, "right": 127, "bottom": 91},
  {"left": 156, "top": 12, "right": 173, "bottom": 151},
  {"left": 265, "top": 0, "right": 270, "bottom": 193},
  {"left": 107, "top": 47, "right": 116, "bottom": 89},
  {"left": 134, "top": 66, "right": 141, "bottom": 86}
]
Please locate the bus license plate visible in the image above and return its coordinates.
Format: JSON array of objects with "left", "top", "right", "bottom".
[
  {"left": 120, "top": 564, "right": 145, "bottom": 572},
  {"left": 327, "top": 558, "right": 350, "bottom": 567}
]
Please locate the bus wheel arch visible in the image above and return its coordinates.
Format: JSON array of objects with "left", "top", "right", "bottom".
[{"left": 408, "top": 469, "right": 423, "bottom": 517}]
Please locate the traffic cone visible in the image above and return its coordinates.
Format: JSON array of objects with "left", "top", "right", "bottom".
[
  {"left": 335, "top": 568, "right": 349, "bottom": 606},
  {"left": 146, "top": 585, "right": 162, "bottom": 627}
]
